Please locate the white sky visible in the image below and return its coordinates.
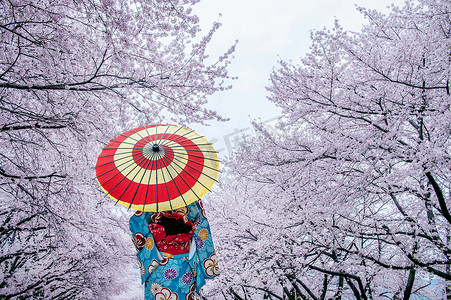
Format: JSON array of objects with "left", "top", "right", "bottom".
[{"left": 191, "top": 0, "right": 404, "bottom": 156}]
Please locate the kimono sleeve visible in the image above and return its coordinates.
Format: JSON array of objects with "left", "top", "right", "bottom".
[
  {"left": 188, "top": 201, "right": 219, "bottom": 292},
  {"left": 129, "top": 211, "right": 160, "bottom": 285}
]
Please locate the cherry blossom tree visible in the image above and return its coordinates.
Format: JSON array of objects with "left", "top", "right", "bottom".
[
  {"left": 0, "top": 0, "right": 234, "bottom": 298},
  {"left": 206, "top": 0, "right": 450, "bottom": 299}
]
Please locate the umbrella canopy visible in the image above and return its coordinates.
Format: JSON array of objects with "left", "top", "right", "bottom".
[{"left": 95, "top": 124, "right": 219, "bottom": 212}]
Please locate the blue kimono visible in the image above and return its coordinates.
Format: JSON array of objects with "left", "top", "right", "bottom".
[{"left": 129, "top": 201, "right": 219, "bottom": 300}]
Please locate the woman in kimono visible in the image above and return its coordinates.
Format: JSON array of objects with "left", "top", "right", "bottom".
[{"left": 129, "top": 200, "right": 219, "bottom": 300}]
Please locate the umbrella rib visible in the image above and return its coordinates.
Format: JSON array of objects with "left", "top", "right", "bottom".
[
  {"left": 154, "top": 124, "right": 158, "bottom": 147},
  {"left": 131, "top": 127, "right": 147, "bottom": 141},
  {"left": 96, "top": 152, "right": 144, "bottom": 178},
  {"left": 162, "top": 135, "right": 204, "bottom": 147},
  {"left": 103, "top": 154, "right": 149, "bottom": 199},
  {"left": 169, "top": 155, "right": 215, "bottom": 192},
  {"left": 95, "top": 150, "right": 145, "bottom": 169},
  {"left": 119, "top": 133, "right": 147, "bottom": 146},
  {"left": 128, "top": 153, "right": 154, "bottom": 210},
  {"left": 158, "top": 125, "right": 184, "bottom": 147},
  {"left": 173, "top": 149, "right": 218, "bottom": 154},
  {"left": 161, "top": 155, "right": 202, "bottom": 204},
  {"left": 97, "top": 152, "right": 132, "bottom": 159},
  {"left": 169, "top": 149, "right": 220, "bottom": 173},
  {"left": 144, "top": 125, "right": 153, "bottom": 144},
  {"left": 155, "top": 151, "right": 160, "bottom": 212},
  {"left": 167, "top": 135, "right": 205, "bottom": 143},
  {"left": 170, "top": 155, "right": 219, "bottom": 182},
  {"left": 159, "top": 154, "right": 189, "bottom": 208},
  {"left": 102, "top": 147, "right": 140, "bottom": 150},
  {"left": 151, "top": 125, "right": 161, "bottom": 211},
  {"left": 168, "top": 143, "right": 214, "bottom": 148},
  {"left": 170, "top": 149, "right": 220, "bottom": 162},
  {"left": 156, "top": 155, "right": 173, "bottom": 211},
  {"left": 160, "top": 128, "right": 195, "bottom": 147},
  {"left": 156, "top": 124, "right": 172, "bottom": 146},
  {"left": 110, "top": 140, "right": 145, "bottom": 146},
  {"left": 131, "top": 127, "right": 154, "bottom": 152},
  {"left": 117, "top": 156, "right": 149, "bottom": 208},
  {"left": 97, "top": 148, "right": 141, "bottom": 158},
  {"left": 143, "top": 153, "right": 157, "bottom": 212}
]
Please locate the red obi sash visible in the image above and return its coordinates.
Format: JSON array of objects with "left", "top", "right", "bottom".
[{"left": 149, "top": 211, "right": 195, "bottom": 255}]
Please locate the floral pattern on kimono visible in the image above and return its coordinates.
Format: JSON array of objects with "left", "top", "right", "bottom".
[{"left": 129, "top": 201, "right": 218, "bottom": 300}]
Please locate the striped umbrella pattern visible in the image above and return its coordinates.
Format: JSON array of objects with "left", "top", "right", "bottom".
[{"left": 95, "top": 124, "right": 219, "bottom": 212}]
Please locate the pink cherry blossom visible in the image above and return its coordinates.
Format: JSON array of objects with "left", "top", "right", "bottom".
[
  {"left": 0, "top": 0, "right": 234, "bottom": 298},
  {"left": 205, "top": 0, "right": 451, "bottom": 298}
]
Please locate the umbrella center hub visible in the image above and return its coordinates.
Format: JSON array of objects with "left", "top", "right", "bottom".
[{"left": 143, "top": 143, "right": 164, "bottom": 158}]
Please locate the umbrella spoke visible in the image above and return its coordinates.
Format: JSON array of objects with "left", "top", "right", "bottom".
[
  {"left": 170, "top": 155, "right": 219, "bottom": 182},
  {"left": 95, "top": 152, "right": 141, "bottom": 169},
  {"left": 130, "top": 127, "right": 147, "bottom": 141},
  {"left": 156, "top": 124, "right": 172, "bottom": 146},
  {"left": 155, "top": 152, "right": 160, "bottom": 212},
  {"left": 168, "top": 143, "right": 215, "bottom": 148},
  {"left": 104, "top": 154, "right": 149, "bottom": 198},
  {"left": 158, "top": 125, "right": 184, "bottom": 147},
  {"left": 168, "top": 155, "right": 215, "bottom": 191},
  {"left": 143, "top": 125, "right": 153, "bottom": 144},
  {"left": 97, "top": 151, "right": 133, "bottom": 159},
  {"left": 163, "top": 135, "right": 205, "bottom": 147},
  {"left": 159, "top": 154, "right": 189, "bottom": 209},
  {"left": 160, "top": 154, "right": 201, "bottom": 203},
  {"left": 110, "top": 140, "right": 145, "bottom": 146},
  {"left": 170, "top": 135, "right": 205, "bottom": 143},
  {"left": 154, "top": 124, "right": 158, "bottom": 146},
  {"left": 160, "top": 128, "right": 195, "bottom": 147},
  {"left": 169, "top": 150, "right": 220, "bottom": 173},
  {"left": 117, "top": 156, "right": 150, "bottom": 208},
  {"left": 119, "top": 133, "right": 147, "bottom": 146},
  {"left": 170, "top": 149, "right": 220, "bottom": 162},
  {"left": 173, "top": 149, "right": 218, "bottom": 154},
  {"left": 128, "top": 152, "right": 155, "bottom": 210},
  {"left": 96, "top": 152, "right": 144, "bottom": 178},
  {"left": 102, "top": 147, "right": 141, "bottom": 150},
  {"left": 156, "top": 156, "right": 173, "bottom": 211},
  {"left": 143, "top": 154, "right": 157, "bottom": 211}
]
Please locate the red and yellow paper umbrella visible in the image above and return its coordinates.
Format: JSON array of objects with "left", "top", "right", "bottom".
[{"left": 95, "top": 124, "right": 219, "bottom": 212}]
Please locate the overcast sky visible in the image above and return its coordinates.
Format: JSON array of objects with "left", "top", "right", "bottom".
[{"left": 190, "top": 0, "right": 403, "bottom": 156}]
